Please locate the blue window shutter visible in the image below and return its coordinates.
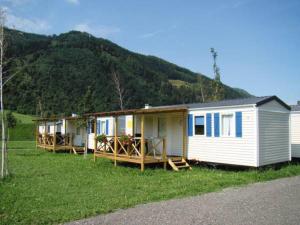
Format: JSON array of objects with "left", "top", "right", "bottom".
[
  {"left": 214, "top": 113, "right": 220, "bottom": 137},
  {"left": 206, "top": 113, "right": 212, "bottom": 137},
  {"left": 236, "top": 112, "right": 242, "bottom": 137},
  {"left": 188, "top": 114, "right": 193, "bottom": 136},
  {"left": 106, "top": 119, "right": 109, "bottom": 135}
]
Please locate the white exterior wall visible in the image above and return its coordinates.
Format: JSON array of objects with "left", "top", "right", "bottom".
[
  {"left": 39, "top": 122, "right": 55, "bottom": 134},
  {"left": 291, "top": 112, "right": 300, "bottom": 157},
  {"left": 187, "top": 106, "right": 258, "bottom": 167},
  {"left": 66, "top": 120, "right": 86, "bottom": 147},
  {"left": 144, "top": 114, "right": 183, "bottom": 156},
  {"left": 258, "top": 101, "right": 290, "bottom": 166}
]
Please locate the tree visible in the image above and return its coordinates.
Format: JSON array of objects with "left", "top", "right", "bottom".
[
  {"left": 210, "top": 48, "right": 221, "bottom": 82},
  {"left": 6, "top": 111, "right": 16, "bottom": 130},
  {"left": 78, "top": 86, "right": 95, "bottom": 114},
  {"left": 0, "top": 7, "right": 7, "bottom": 178},
  {"left": 111, "top": 70, "right": 125, "bottom": 110},
  {"left": 210, "top": 48, "right": 224, "bottom": 101}
]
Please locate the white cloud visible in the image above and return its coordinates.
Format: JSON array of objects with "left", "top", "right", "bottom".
[
  {"left": 65, "top": 0, "right": 79, "bottom": 5},
  {"left": 4, "top": 8, "right": 50, "bottom": 33},
  {"left": 139, "top": 25, "right": 177, "bottom": 39},
  {"left": 73, "top": 23, "right": 120, "bottom": 38},
  {"left": 140, "top": 30, "right": 162, "bottom": 39}
]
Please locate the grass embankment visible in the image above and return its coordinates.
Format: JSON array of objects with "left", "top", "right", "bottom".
[
  {"left": 8, "top": 112, "right": 36, "bottom": 141},
  {"left": 1, "top": 141, "right": 300, "bottom": 224}
]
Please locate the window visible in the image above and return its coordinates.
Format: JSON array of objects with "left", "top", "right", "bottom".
[
  {"left": 47, "top": 125, "right": 51, "bottom": 133},
  {"left": 100, "top": 121, "right": 106, "bottom": 134},
  {"left": 222, "top": 114, "right": 234, "bottom": 137},
  {"left": 118, "top": 116, "right": 126, "bottom": 134},
  {"left": 195, "top": 116, "right": 205, "bottom": 135},
  {"left": 89, "top": 120, "right": 95, "bottom": 134}
]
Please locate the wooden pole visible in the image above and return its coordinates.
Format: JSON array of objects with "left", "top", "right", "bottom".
[
  {"left": 182, "top": 111, "right": 187, "bottom": 159},
  {"left": 114, "top": 116, "right": 118, "bottom": 166},
  {"left": 44, "top": 121, "right": 46, "bottom": 150},
  {"left": 163, "top": 138, "right": 167, "bottom": 170},
  {"left": 132, "top": 115, "right": 135, "bottom": 137},
  {"left": 53, "top": 121, "right": 56, "bottom": 152},
  {"left": 64, "top": 119, "right": 66, "bottom": 147},
  {"left": 141, "top": 114, "right": 145, "bottom": 172},
  {"left": 35, "top": 121, "right": 39, "bottom": 149},
  {"left": 94, "top": 117, "right": 97, "bottom": 161}
]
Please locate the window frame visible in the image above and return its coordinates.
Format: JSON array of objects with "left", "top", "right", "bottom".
[
  {"left": 220, "top": 112, "right": 235, "bottom": 137},
  {"left": 194, "top": 115, "right": 206, "bottom": 136}
]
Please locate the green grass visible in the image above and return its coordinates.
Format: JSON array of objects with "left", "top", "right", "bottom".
[
  {"left": 1, "top": 141, "right": 300, "bottom": 225},
  {"left": 12, "top": 112, "right": 36, "bottom": 124},
  {"left": 7, "top": 112, "right": 36, "bottom": 141}
]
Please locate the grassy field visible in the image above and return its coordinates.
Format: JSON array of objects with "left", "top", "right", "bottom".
[
  {"left": 8, "top": 112, "right": 36, "bottom": 141},
  {"left": 1, "top": 141, "right": 300, "bottom": 224}
]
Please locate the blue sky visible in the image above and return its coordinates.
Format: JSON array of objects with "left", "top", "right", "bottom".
[{"left": 2, "top": 0, "right": 300, "bottom": 104}]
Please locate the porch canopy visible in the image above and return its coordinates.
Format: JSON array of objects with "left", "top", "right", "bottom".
[{"left": 85, "top": 106, "right": 188, "bottom": 171}]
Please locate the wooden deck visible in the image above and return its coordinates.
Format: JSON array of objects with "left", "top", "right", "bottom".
[{"left": 36, "top": 133, "right": 85, "bottom": 152}]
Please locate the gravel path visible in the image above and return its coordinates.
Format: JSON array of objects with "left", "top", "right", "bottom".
[{"left": 66, "top": 176, "right": 300, "bottom": 225}]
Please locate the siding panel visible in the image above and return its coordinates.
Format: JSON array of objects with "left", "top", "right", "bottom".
[
  {"left": 291, "top": 113, "right": 300, "bottom": 157},
  {"left": 258, "top": 110, "right": 290, "bottom": 165},
  {"left": 187, "top": 107, "right": 257, "bottom": 166}
]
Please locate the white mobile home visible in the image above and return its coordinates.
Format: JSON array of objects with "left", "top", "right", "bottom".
[
  {"left": 35, "top": 116, "right": 87, "bottom": 152},
  {"left": 185, "top": 96, "right": 291, "bottom": 167},
  {"left": 291, "top": 104, "right": 300, "bottom": 158},
  {"left": 88, "top": 96, "right": 291, "bottom": 170}
]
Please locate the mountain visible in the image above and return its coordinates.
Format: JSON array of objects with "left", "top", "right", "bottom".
[{"left": 3, "top": 28, "right": 251, "bottom": 116}]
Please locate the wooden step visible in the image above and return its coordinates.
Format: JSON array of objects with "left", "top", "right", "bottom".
[
  {"left": 72, "top": 147, "right": 85, "bottom": 155},
  {"left": 168, "top": 158, "right": 192, "bottom": 171}
]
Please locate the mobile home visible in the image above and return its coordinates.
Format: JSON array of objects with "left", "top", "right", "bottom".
[
  {"left": 35, "top": 116, "right": 87, "bottom": 152},
  {"left": 291, "top": 103, "right": 300, "bottom": 158},
  {"left": 87, "top": 96, "right": 291, "bottom": 170}
]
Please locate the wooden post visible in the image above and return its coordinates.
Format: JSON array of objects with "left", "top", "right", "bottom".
[
  {"left": 163, "top": 138, "right": 167, "bottom": 170},
  {"left": 53, "top": 121, "right": 56, "bottom": 152},
  {"left": 94, "top": 117, "right": 97, "bottom": 161},
  {"left": 114, "top": 116, "right": 118, "bottom": 166},
  {"left": 182, "top": 111, "right": 187, "bottom": 159},
  {"left": 64, "top": 119, "right": 67, "bottom": 147},
  {"left": 141, "top": 114, "right": 145, "bottom": 172},
  {"left": 132, "top": 115, "right": 135, "bottom": 137},
  {"left": 44, "top": 121, "right": 46, "bottom": 149},
  {"left": 35, "top": 121, "right": 39, "bottom": 149}
]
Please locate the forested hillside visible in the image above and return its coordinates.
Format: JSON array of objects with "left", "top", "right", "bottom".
[{"left": 3, "top": 28, "right": 251, "bottom": 116}]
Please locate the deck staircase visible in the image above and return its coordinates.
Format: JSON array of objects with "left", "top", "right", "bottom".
[
  {"left": 168, "top": 158, "right": 192, "bottom": 171},
  {"left": 72, "top": 147, "right": 85, "bottom": 155}
]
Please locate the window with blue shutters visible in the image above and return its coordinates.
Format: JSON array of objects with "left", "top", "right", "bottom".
[
  {"left": 195, "top": 116, "right": 205, "bottom": 135},
  {"left": 235, "top": 112, "right": 242, "bottom": 137},
  {"left": 188, "top": 114, "right": 193, "bottom": 136},
  {"left": 206, "top": 113, "right": 212, "bottom": 137},
  {"left": 214, "top": 113, "right": 220, "bottom": 137}
]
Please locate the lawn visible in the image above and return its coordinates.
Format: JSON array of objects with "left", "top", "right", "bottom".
[{"left": 1, "top": 141, "right": 300, "bottom": 224}]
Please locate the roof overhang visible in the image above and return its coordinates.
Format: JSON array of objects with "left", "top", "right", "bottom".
[
  {"left": 32, "top": 116, "right": 86, "bottom": 122},
  {"left": 85, "top": 107, "right": 188, "bottom": 117}
]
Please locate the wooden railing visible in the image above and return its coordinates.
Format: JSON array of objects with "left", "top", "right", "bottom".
[
  {"left": 95, "top": 136, "right": 166, "bottom": 159},
  {"left": 38, "top": 134, "right": 72, "bottom": 146}
]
